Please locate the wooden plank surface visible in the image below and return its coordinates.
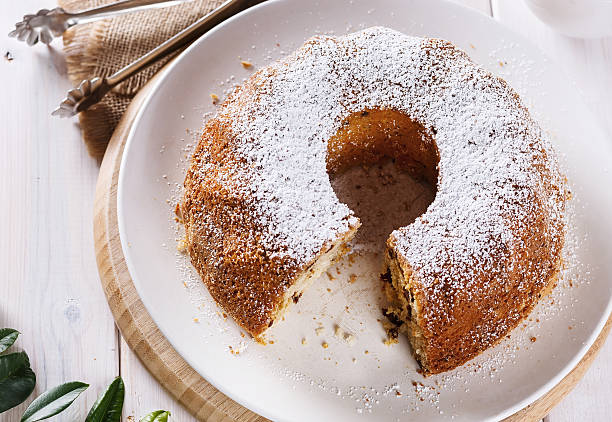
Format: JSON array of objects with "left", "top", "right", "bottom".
[
  {"left": 120, "top": 336, "right": 197, "bottom": 420},
  {"left": 0, "top": 0, "right": 610, "bottom": 421},
  {"left": 0, "top": 1, "right": 119, "bottom": 420}
]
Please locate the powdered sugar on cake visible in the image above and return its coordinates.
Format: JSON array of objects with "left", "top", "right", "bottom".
[{"left": 202, "top": 26, "right": 565, "bottom": 280}]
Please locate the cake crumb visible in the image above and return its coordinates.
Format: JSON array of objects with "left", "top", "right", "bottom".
[
  {"left": 384, "top": 336, "right": 399, "bottom": 346},
  {"left": 228, "top": 345, "right": 241, "bottom": 355},
  {"left": 241, "top": 60, "right": 253, "bottom": 68},
  {"left": 344, "top": 333, "right": 356, "bottom": 345},
  {"left": 210, "top": 93, "right": 219, "bottom": 104},
  {"left": 334, "top": 324, "right": 342, "bottom": 337},
  {"left": 348, "top": 274, "right": 358, "bottom": 284},
  {"left": 315, "top": 326, "right": 325, "bottom": 336},
  {"left": 177, "top": 237, "right": 188, "bottom": 253},
  {"left": 382, "top": 320, "right": 399, "bottom": 345},
  {"left": 364, "top": 350, "right": 369, "bottom": 354},
  {"left": 193, "top": 317, "right": 199, "bottom": 323},
  {"left": 301, "top": 337, "right": 307, "bottom": 345},
  {"left": 530, "top": 336, "right": 537, "bottom": 342},
  {"left": 326, "top": 271, "right": 335, "bottom": 281},
  {"left": 322, "top": 341, "right": 329, "bottom": 349}
]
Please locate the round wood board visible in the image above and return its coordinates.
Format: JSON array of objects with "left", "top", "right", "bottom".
[{"left": 93, "top": 68, "right": 612, "bottom": 422}]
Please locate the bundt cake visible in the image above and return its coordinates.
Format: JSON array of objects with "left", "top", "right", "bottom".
[{"left": 180, "top": 27, "right": 566, "bottom": 375}]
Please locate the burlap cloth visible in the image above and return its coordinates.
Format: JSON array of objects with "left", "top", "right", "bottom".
[{"left": 59, "top": 0, "right": 225, "bottom": 159}]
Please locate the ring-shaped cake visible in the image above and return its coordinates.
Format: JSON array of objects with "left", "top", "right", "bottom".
[{"left": 181, "top": 27, "right": 566, "bottom": 374}]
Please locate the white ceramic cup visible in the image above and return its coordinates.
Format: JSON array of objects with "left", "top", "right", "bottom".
[{"left": 524, "top": 0, "right": 612, "bottom": 38}]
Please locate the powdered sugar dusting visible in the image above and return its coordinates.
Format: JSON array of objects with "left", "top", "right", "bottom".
[
  {"left": 204, "top": 27, "right": 563, "bottom": 273},
  {"left": 185, "top": 27, "right": 565, "bottom": 345}
]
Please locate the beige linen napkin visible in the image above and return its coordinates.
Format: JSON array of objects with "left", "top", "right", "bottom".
[{"left": 59, "top": 0, "right": 225, "bottom": 159}]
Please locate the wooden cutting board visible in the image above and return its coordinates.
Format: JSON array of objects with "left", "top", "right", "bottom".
[{"left": 93, "top": 68, "right": 612, "bottom": 422}]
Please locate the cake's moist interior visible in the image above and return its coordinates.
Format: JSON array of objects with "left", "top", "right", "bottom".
[{"left": 327, "top": 108, "right": 439, "bottom": 368}]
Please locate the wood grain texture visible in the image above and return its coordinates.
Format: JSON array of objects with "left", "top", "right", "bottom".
[
  {"left": 93, "top": 38, "right": 612, "bottom": 422},
  {"left": 120, "top": 335, "right": 198, "bottom": 421},
  {"left": 0, "top": 1, "right": 119, "bottom": 421}
]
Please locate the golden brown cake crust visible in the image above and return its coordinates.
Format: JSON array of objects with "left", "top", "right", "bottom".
[
  {"left": 181, "top": 27, "right": 566, "bottom": 369},
  {"left": 182, "top": 81, "right": 358, "bottom": 337}
]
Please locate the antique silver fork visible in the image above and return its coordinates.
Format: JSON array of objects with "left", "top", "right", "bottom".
[
  {"left": 8, "top": 0, "right": 195, "bottom": 46},
  {"left": 50, "top": 0, "right": 261, "bottom": 117}
]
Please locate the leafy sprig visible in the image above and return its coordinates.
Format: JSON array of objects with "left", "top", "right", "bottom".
[
  {"left": 85, "top": 377, "right": 124, "bottom": 422},
  {"left": 0, "top": 350, "right": 36, "bottom": 413},
  {"left": 21, "top": 381, "right": 89, "bottom": 422},
  {"left": 141, "top": 410, "right": 171, "bottom": 422},
  {"left": 0, "top": 329, "right": 19, "bottom": 353},
  {"left": 0, "top": 328, "right": 170, "bottom": 421}
]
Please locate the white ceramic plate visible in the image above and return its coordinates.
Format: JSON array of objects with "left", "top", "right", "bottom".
[{"left": 117, "top": 0, "right": 612, "bottom": 420}]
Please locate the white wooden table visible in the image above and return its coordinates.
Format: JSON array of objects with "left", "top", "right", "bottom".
[{"left": 1, "top": 0, "right": 610, "bottom": 420}]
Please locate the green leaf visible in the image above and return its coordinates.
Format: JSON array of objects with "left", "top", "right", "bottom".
[
  {"left": 0, "top": 329, "right": 19, "bottom": 353},
  {"left": 140, "top": 410, "right": 171, "bottom": 422},
  {"left": 0, "top": 352, "right": 36, "bottom": 413},
  {"left": 85, "top": 377, "right": 125, "bottom": 422},
  {"left": 20, "top": 381, "right": 88, "bottom": 422}
]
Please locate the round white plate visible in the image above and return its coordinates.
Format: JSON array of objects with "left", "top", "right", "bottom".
[{"left": 117, "top": 0, "right": 612, "bottom": 420}]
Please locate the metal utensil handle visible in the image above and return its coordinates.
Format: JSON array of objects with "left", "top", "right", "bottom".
[
  {"left": 106, "top": 0, "right": 247, "bottom": 87},
  {"left": 70, "top": 0, "right": 195, "bottom": 25}
]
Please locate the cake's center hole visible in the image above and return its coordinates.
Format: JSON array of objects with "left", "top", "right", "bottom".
[{"left": 327, "top": 109, "right": 439, "bottom": 250}]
